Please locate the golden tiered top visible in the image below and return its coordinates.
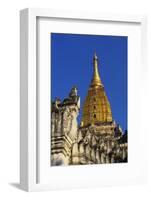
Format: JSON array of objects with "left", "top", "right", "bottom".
[{"left": 81, "top": 53, "right": 112, "bottom": 127}]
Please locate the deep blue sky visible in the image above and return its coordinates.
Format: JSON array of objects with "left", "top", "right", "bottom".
[{"left": 51, "top": 33, "right": 127, "bottom": 131}]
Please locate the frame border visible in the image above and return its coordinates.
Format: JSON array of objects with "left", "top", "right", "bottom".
[{"left": 20, "top": 8, "right": 147, "bottom": 191}]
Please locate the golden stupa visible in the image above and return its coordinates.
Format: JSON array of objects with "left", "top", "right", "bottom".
[{"left": 81, "top": 53, "right": 112, "bottom": 127}]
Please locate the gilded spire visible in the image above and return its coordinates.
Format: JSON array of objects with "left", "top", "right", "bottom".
[
  {"left": 91, "top": 53, "right": 103, "bottom": 87},
  {"left": 81, "top": 53, "right": 112, "bottom": 127}
]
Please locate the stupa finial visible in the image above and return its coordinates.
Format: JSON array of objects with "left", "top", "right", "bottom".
[{"left": 91, "top": 53, "right": 102, "bottom": 87}]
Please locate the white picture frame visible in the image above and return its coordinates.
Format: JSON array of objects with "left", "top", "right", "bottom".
[{"left": 20, "top": 8, "right": 147, "bottom": 192}]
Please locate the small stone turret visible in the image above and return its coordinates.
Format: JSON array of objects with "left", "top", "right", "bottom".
[{"left": 51, "top": 87, "right": 80, "bottom": 166}]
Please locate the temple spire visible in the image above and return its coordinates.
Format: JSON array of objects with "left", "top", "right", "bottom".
[
  {"left": 81, "top": 53, "right": 112, "bottom": 127},
  {"left": 91, "top": 53, "right": 103, "bottom": 87}
]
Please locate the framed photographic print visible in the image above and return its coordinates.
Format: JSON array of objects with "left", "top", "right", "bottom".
[{"left": 20, "top": 8, "right": 147, "bottom": 191}]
